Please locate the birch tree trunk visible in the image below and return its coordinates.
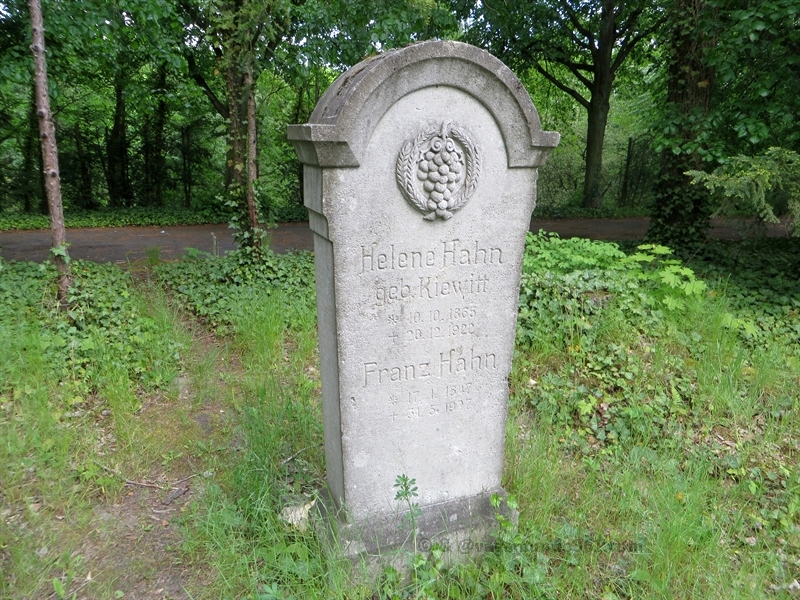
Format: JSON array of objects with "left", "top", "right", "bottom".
[{"left": 29, "top": 0, "right": 71, "bottom": 303}]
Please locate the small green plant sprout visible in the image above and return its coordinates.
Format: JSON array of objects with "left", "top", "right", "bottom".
[
  {"left": 393, "top": 474, "right": 422, "bottom": 543},
  {"left": 52, "top": 576, "right": 76, "bottom": 600},
  {"left": 145, "top": 246, "right": 161, "bottom": 267},
  {"left": 393, "top": 474, "right": 419, "bottom": 503},
  {"left": 393, "top": 473, "right": 422, "bottom": 559},
  {"left": 160, "top": 450, "right": 183, "bottom": 467},
  {"left": 686, "top": 147, "right": 800, "bottom": 234},
  {"left": 389, "top": 475, "right": 447, "bottom": 598}
]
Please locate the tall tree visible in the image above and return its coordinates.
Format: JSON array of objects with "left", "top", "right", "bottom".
[
  {"left": 180, "top": 0, "right": 456, "bottom": 247},
  {"left": 180, "top": 0, "right": 296, "bottom": 247},
  {"left": 106, "top": 72, "right": 133, "bottom": 206},
  {"left": 461, "top": 0, "right": 663, "bottom": 208},
  {"left": 648, "top": 0, "right": 800, "bottom": 246},
  {"left": 142, "top": 64, "right": 169, "bottom": 206},
  {"left": 647, "top": 0, "right": 713, "bottom": 248},
  {"left": 28, "top": 0, "right": 71, "bottom": 301}
]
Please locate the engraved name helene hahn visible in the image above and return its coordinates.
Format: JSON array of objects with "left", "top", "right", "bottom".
[
  {"left": 360, "top": 238, "right": 503, "bottom": 273},
  {"left": 396, "top": 122, "right": 481, "bottom": 220}
]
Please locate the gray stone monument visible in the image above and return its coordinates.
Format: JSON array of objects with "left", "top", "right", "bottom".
[{"left": 288, "top": 40, "right": 559, "bottom": 568}]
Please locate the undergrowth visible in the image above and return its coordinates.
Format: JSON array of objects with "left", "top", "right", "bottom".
[
  {"left": 155, "top": 248, "right": 315, "bottom": 331},
  {"left": 0, "top": 205, "right": 231, "bottom": 231},
  {"left": 154, "top": 236, "right": 800, "bottom": 598},
  {"left": 0, "top": 259, "right": 183, "bottom": 597},
  {"left": 3, "top": 231, "right": 799, "bottom": 599},
  {"left": 0, "top": 200, "right": 309, "bottom": 231},
  {"left": 509, "top": 232, "right": 800, "bottom": 598}
]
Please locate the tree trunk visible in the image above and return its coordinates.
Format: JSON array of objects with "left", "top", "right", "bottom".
[
  {"left": 225, "top": 64, "right": 246, "bottom": 189},
  {"left": 581, "top": 4, "right": 616, "bottom": 209},
  {"left": 37, "top": 144, "right": 48, "bottom": 215},
  {"left": 245, "top": 67, "right": 259, "bottom": 240},
  {"left": 180, "top": 126, "right": 192, "bottom": 208},
  {"left": 647, "top": 0, "right": 714, "bottom": 248},
  {"left": 29, "top": 0, "right": 71, "bottom": 301},
  {"left": 106, "top": 78, "right": 132, "bottom": 206},
  {"left": 143, "top": 65, "right": 168, "bottom": 207},
  {"left": 582, "top": 89, "right": 611, "bottom": 208},
  {"left": 74, "top": 122, "right": 95, "bottom": 209}
]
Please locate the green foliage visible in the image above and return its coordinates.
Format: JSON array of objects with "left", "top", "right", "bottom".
[
  {"left": 295, "top": 0, "right": 458, "bottom": 69},
  {"left": 687, "top": 147, "right": 800, "bottom": 232},
  {"left": 155, "top": 248, "right": 316, "bottom": 331},
  {"left": 0, "top": 259, "right": 181, "bottom": 413},
  {"left": 521, "top": 231, "right": 707, "bottom": 317},
  {"left": 688, "top": 238, "right": 800, "bottom": 358},
  {"left": 172, "top": 278, "right": 328, "bottom": 600},
  {"left": 646, "top": 0, "right": 800, "bottom": 246},
  {"left": 3, "top": 229, "right": 793, "bottom": 597},
  {"left": 514, "top": 232, "right": 800, "bottom": 454},
  {"left": 508, "top": 234, "right": 800, "bottom": 597},
  {"left": 0, "top": 253, "right": 185, "bottom": 597},
  {"left": 0, "top": 205, "right": 232, "bottom": 231},
  {"left": 163, "top": 232, "right": 797, "bottom": 597},
  {"left": 703, "top": 0, "right": 800, "bottom": 155}
]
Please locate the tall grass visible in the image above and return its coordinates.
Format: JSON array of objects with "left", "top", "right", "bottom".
[
  {"left": 0, "top": 260, "right": 185, "bottom": 598},
  {"left": 177, "top": 287, "right": 348, "bottom": 598}
]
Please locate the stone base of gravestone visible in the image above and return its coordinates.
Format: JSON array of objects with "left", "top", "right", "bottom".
[
  {"left": 289, "top": 39, "right": 558, "bottom": 581},
  {"left": 314, "top": 488, "right": 517, "bottom": 580}
]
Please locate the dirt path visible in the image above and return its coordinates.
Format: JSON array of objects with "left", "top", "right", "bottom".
[{"left": 0, "top": 218, "right": 791, "bottom": 263}]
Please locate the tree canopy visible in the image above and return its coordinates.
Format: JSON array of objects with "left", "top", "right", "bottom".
[
  {"left": 460, "top": 0, "right": 664, "bottom": 208},
  {"left": 1, "top": 0, "right": 797, "bottom": 248}
]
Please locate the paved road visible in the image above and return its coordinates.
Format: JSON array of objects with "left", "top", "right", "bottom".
[{"left": 0, "top": 218, "right": 790, "bottom": 263}]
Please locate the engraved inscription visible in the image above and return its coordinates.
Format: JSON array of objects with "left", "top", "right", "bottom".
[
  {"left": 363, "top": 347, "right": 497, "bottom": 387},
  {"left": 388, "top": 306, "right": 480, "bottom": 343},
  {"left": 394, "top": 307, "right": 478, "bottom": 324},
  {"left": 360, "top": 239, "right": 503, "bottom": 274},
  {"left": 387, "top": 382, "right": 474, "bottom": 421},
  {"left": 403, "top": 322, "right": 475, "bottom": 342},
  {"left": 375, "top": 274, "right": 488, "bottom": 307},
  {"left": 396, "top": 122, "right": 481, "bottom": 221}
]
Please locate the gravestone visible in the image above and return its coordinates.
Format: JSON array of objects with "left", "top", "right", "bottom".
[{"left": 288, "top": 40, "right": 559, "bottom": 568}]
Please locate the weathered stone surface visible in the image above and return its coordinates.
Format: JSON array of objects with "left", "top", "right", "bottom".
[{"left": 288, "top": 40, "right": 558, "bottom": 566}]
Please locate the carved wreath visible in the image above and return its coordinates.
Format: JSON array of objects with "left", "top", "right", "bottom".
[{"left": 396, "top": 122, "right": 481, "bottom": 220}]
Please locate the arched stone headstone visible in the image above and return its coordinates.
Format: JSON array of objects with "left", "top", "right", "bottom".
[{"left": 288, "top": 40, "right": 559, "bottom": 569}]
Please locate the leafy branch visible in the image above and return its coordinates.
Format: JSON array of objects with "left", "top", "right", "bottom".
[{"left": 686, "top": 147, "right": 800, "bottom": 235}]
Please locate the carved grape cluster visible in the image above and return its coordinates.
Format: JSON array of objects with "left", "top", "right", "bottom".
[
  {"left": 416, "top": 128, "right": 464, "bottom": 220},
  {"left": 396, "top": 121, "right": 480, "bottom": 221}
]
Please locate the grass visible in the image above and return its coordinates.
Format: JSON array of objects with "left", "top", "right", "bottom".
[
  {"left": 2, "top": 235, "right": 799, "bottom": 598},
  {"left": 0, "top": 260, "right": 198, "bottom": 597}
]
